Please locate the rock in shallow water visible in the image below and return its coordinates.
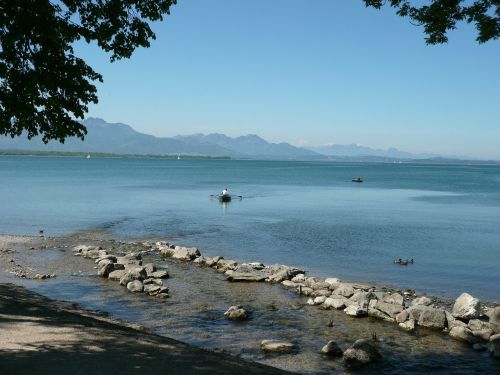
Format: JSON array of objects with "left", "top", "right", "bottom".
[
  {"left": 343, "top": 339, "right": 381, "bottom": 368},
  {"left": 321, "top": 340, "right": 342, "bottom": 357},
  {"left": 260, "top": 340, "right": 295, "bottom": 353},
  {"left": 224, "top": 306, "right": 248, "bottom": 321},
  {"left": 127, "top": 280, "right": 144, "bottom": 293},
  {"left": 452, "top": 292, "right": 480, "bottom": 320},
  {"left": 449, "top": 326, "right": 479, "bottom": 344},
  {"left": 489, "top": 307, "right": 500, "bottom": 334}
]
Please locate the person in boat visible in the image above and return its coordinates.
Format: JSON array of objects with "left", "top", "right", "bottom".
[{"left": 221, "top": 188, "right": 229, "bottom": 196}]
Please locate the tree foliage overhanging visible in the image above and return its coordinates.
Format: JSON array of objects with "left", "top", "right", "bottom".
[
  {"left": 0, "top": 0, "right": 176, "bottom": 143},
  {"left": 0, "top": 1, "right": 498, "bottom": 143},
  {"left": 364, "top": 0, "right": 500, "bottom": 44}
]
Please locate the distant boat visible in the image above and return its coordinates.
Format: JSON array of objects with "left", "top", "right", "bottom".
[
  {"left": 177, "top": 154, "right": 181, "bottom": 160},
  {"left": 86, "top": 153, "right": 91, "bottom": 159},
  {"left": 352, "top": 177, "right": 363, "bottom": 183}
]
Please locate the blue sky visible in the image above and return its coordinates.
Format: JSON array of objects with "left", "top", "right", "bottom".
[{"left": 80, "top": 1, "right": 500, "bottom": 159}]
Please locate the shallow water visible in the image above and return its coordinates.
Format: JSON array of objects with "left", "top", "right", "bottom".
[
  {"left": 1, "top": 156, "right": 500, "bottom": 300},
  {"left": 2, "top": 242, "right": 497, "bottom": 375}
]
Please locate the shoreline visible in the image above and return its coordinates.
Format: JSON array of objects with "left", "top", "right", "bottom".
[
  {"left": 0, "top": 282, "right": 289, "bottom": 375},
  {"left": 1, "top": 233, "right": 499, "bottom": 373}
]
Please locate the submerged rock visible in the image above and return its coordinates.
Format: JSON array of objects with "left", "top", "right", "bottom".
[
  {"left": 343, "top": 339, "right": 381, "bottom": 368},
  {"left": 224, "top": 306, "right": 248, "bottom": 321},
  {"left": 449, "top": 326, "right": 479, "bottom": 344},
  {"left": 260, "top": 340, "right": 295, "bottom": 353},
  {"left": 321, "top": 340, "right": 343, "bottom": 357},
  {"left": 452, "top": 293, "right": 480, "bottom": 320},
  {"left": 399, "top": 319, "right": 416, "bottom": 332},
  {"left": 489, "top": 334, "right": 500, "bottom": 358}
]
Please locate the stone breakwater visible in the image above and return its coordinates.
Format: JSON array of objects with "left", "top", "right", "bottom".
[
  {"left": 74, "top": 240, "right": 500, "bottom": 366},
  {"left": 73, "top": 245, "right": 170, "bottom": 298}
]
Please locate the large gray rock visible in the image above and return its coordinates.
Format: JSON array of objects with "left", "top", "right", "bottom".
[
  {"left": 399, "top": 319, "right": 416, "bottom": 332},
  {"left": 370, "top": 300, "right": 404, "bottom": 319},
  {"left": 227, "top": 265, "right": 267, "bottom": 282},
  {"left": 449, "top": 326, "right": 479, "bottom": 344},
  {"left": 224, "top": 305, "right": 248, "bottom": 321},
  {"left": 408, "top": 305, "right": 446, "bottom": 330},
  {"left": 119, "top": 267, "right": 147, "bottom": 286},
  {"left": 161, "top": 246, "right": 200, "bottom": 261},
  {"left": 97, "top": 259, "right": 115, "bottom": 278},
  {"left": 151, "top": 270, "right": 169, "bottom": 279},
  {"left": 489, "top": 307, "right": 500, "bottom": 334},
  {"left": 324, "top": 297, "right": 347, "bottom": 310},
  {"left": 396, "top": 310, "right": 409, "bottom": 323},
  {"left": 452, "top": 293, "right": 480, "bottom": 320},
  {"left": 344, "top": 302, "right": 368, "bottom": 317},
  {"left": 382, "top": 293, "right": 404, "bottom": 306},
  {"left": 144, "top": 284, "right": 162, "bottom": 295},
  {"left": 343, "top": 339, "right": 381, "bottom": 368},
  {"left": 321, "top": 340, "right": 342, "bottom": 357},
  {"left": 108, "top": 269, "right": 126, "bottom": 281},
  {"left": 260, "top": 340, "right": 295, "bottom": 353},
  {"left": 127, "top": 280, "right": 144, "bottom": 293},
  {"left": 333, "top": 283, "right": 355, "bottom": 298}
]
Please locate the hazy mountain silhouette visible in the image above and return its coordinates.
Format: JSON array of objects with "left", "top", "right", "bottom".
[
  {"left": 0, "top": 118, "right": 321, "bottom": 159},
  {"left": 309, "top": 144, "right": 437, "bottom": 159}
]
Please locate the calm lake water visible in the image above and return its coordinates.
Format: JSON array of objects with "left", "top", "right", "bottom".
[{"left": 1, "top": 156, "right": 499, "bottom": 301}]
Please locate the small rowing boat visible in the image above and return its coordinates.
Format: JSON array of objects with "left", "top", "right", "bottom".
[
  {"left": 352, "top": 177, "right": 363, "bottom": 183},
  {"left": 219, "top": 194, "right": 231, "bottom": 202}
]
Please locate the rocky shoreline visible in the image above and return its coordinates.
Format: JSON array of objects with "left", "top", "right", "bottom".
[{"left": 72, "top": 238, "right": 500, "bottom": 368}]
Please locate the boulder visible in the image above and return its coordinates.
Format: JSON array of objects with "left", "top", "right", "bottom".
[
  {"left": 144, "top": 284, "right": 162, "bottom": 295},
  {"left": 97, "top": 259, "right": 115, "bottom": 278},
  {"left": 418, "top": 307, "right": 447, "bottom": 330},
  {"left": 313, "top": 296, "right": 327, "bottom": 305},
  {"left": 468, "top": 319, "right": 490, "bottom": 331},
  {"left": 344, "top": 303, "right": 368, "bottom": 317},
  {"left": 323, "top": 297, "right": 347, "bottom": 310},
  {"left": 260, "top": 340, "right": 295, "bottom": 353},
  {"left": 216, "top": 259, "right": 238, "bottom": 272},
  {"left": 119, "top": 267, "right": 147, "bottom": 286},
  {"left": 399, "top": 319, "right": 416, "bottom": 332},
  {"left": 321, "top": 340, "right": 343, "bottom": 357},
  {"left": 408, "top": 305, "right": 446, "bottom": 330},
  {"left": 151, "top": 270, "right": 169, "bottom": 279},
  {"left": 396, "top": 310, "right": 409, "bottom": 324},
  {"left": 95, "top": 255, "right": 117, "bottom": 263},
  {"left": 382, "top": 293, "right": 404, "bottom": 306},
  {"left": 311, "top": 282, "right": 331, "bottom": 291},
  {"left": 473, "top": 329, "right": 493, "bottom": 342},
  {"left": 324, "top": 277, "right": 341, "bottom": 288},
  {"left": 333, "top": 283, "right": 355, "bottom": 298},
  {"left": 108, "top": 270, "right": 126, "bottom": 281},
  {"left": 127, "top": 280, "right": 144, "bottom": 293},
  {"left": 144, "top": 263, "right": 156, "bottom": 274},
  {"left": 489, "top": 307, "right": 500, "bottom": 334},
  {"left": 370, "top": 300, "right": 404, "bottom": 319},
  {"left": 227, "top": 266, "right": 267, "bottom": 282},
  {"left": 452, "top": 293, "right": 480, "bottom": 320},
  {"left": 312, "top": 289, "right": 331, "bottom": 298},
  {"left": 224, "top": 306, "right": 248, "bottom": 321},
  {"left": 291, "top": 273, "right": 305, "bottom": 283},
  {"left": 343, "top": 339, "right": 381, "bottom": 368},
  {"left": 411, "top": 296, "right": 432, "bottom": 307},
  {"left": 489, "top": 333, "right": 500, "bottom": 359},
  {"left": 281, "top": 280, "right": 297, "bottom": 288},
  {"left": 449, "top": 326, "right": 479, "bottom": 344},
  {"left": 446, "top": 311, "right": 467, "bottom": 330}
]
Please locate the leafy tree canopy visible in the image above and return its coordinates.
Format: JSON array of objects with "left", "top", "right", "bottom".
[
  {"left": 0, "top": 1, "right": 498, "bottom": 143},
  {"left": 364, "top": 0, "right": 500, "bottom": 44},
  {"left": 0, "top": 0, "right": 176, "bottom": 143}
]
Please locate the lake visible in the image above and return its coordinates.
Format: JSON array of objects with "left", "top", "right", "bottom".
[{"left": 1, "top": 156, "right": 499, "bottom": 301}]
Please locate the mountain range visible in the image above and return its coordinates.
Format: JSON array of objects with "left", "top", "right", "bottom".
[{"left": 0, "top": 117, "right": 442, "bottom": 160}]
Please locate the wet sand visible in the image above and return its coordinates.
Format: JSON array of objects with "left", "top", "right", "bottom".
[{"left": 1, "top": 233, "right": 498, "bottom": 374}]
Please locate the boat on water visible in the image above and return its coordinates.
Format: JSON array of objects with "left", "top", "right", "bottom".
[
  {"left": 86, "top": 153, "right": 91, "bottom": 159},
  {"left": 352, "top": 177, "right": 363, "bottom": 183},
  {"left": 218, "top": 194, "right": 231, "bottom": 202}
]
